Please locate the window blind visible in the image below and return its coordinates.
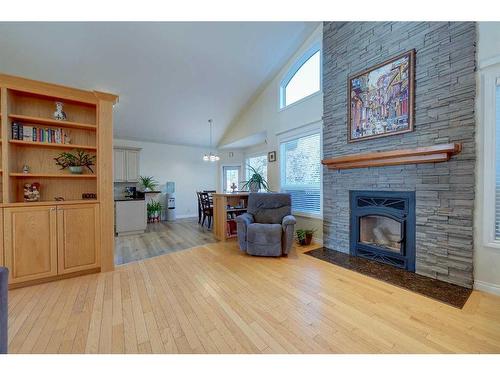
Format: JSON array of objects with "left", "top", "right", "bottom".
[{"left": 280, "top": 132, "right": 321, "bottom": 216}]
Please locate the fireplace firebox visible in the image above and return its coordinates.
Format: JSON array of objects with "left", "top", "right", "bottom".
[{"left": 350, "top": 191, "right": 415, "bottom": 271}]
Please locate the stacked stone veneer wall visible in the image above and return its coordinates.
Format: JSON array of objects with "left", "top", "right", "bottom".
[{"left": 322, "top": 22, "right": 476, "bottom": 287}]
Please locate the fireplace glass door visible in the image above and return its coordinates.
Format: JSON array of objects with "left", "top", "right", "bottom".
[{"left": 359, "top": 215, "right": 402, "bottom": 253}]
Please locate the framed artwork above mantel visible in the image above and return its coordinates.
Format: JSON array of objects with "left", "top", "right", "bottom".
[{"left": 347, "top": 49, "right": 415, "bottom": 142}]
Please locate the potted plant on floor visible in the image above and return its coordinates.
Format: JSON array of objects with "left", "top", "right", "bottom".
[
  {"left": 139, "top": 176, "right": 158, "bottom": 192},
  {"left": 241, "top": 165, "right": 269, "bottom": 193},
  {"left": 147, "top": 200, "right": 162, "bottom": 222},
  {"left": 296, "top": 228, "right": 316, "bottom": 246},
  {"left": 54, "top": 149, "right": 96, "bottom": 174}
]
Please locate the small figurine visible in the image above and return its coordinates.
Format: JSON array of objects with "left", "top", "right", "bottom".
[
  {"left": 230, "top": 182, "right": 237, "bottom": 193},
  {"left": 22, "top": 164, "right": 30, "bottom": 174},
  {"left": 53, "top": 101, "right": 67, "bottom": 121},
  {"left": 63, "top": 131, "right": 71, "bottom": 144},
  {"left": 24, "top": 183, "right": 41, "bottom": 202}
]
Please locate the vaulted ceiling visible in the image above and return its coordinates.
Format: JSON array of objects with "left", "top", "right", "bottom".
[{"left": 0, "top": 22, "right": 318, "bottom": 146}]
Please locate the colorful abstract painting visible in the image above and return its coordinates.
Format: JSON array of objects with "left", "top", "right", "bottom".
[{"left": 348, "top": 50, "right": 415, "bottom": 142}]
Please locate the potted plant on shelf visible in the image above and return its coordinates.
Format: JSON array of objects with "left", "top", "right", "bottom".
[
  {"left": 296, "top": 228, "right": 316, "bottom": 246},
  {"left": 147, "top": 200, "right": 162, "bottom": 222},
  {"left": 241, "top": 165, "right": 269, "bottom": 193},
  {"left": 139, "top": 176, "right": 158, "bottom": 192},
  {"left": 54, "top": 149, "right": 95, "bottom": 174}
]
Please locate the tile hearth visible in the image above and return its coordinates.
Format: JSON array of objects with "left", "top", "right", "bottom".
[{"left": 305, "top": 247, "right": 472, "bottom": 308}]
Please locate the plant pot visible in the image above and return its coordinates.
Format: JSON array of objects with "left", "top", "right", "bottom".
[
  {"left": 144, "top": 187, "right": 152, "bottom": 192},
  {"left": 299, "top": 239, "right": 306, "bottom": 246},
  {"left": 305, "top": 233, "right": 313, "bottom": 246},
  {"left": 69, "top": 166, "right": 83, "bottom": 174},
  {"left": 249, "top": 181, "right": 259, "bottom": 193}
]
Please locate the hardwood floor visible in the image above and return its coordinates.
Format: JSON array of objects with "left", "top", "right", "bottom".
[
  {"left": 7, "top": 241, "right": 500, "bottom": 353},
  {"left": 114, "top": 218, "right": 217, "bottom": 265}
]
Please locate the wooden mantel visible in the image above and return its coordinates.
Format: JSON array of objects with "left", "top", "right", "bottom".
[{"left": 321, "top": 143, "right": 462, "bottom": 170}]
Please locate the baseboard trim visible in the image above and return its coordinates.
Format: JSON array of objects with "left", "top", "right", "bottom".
[
  {"left": 175, "top": 214, "right": 198, "bottom": 219},
  {"left": 474, "top": 280, "right": 500, "bottom": 296},
  {"left": 312, "top": 236, "right": 323, "bottom": 245}
]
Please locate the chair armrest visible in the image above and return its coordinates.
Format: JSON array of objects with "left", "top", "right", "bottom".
[
  {"left": 282, "top": 215, "right": 296, "bottom": 228},
  {"left": 235, "top": 212, "right": 254, "bottom": 227}
]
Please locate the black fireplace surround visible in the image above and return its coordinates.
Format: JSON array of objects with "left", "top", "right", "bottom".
[{"left": 350, "top": 191, "right": 416, "bottom": 272}]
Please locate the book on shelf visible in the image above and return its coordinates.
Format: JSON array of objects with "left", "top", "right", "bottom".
[{"left": 11, "top": 122, "right": 68, "bottom": 144}]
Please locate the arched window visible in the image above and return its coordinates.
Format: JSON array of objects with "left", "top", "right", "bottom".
[{"left": 280, "top": 43, "right": 321, "bottom": 109}]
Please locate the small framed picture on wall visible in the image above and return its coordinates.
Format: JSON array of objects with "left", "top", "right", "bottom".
[{"left": 268, "top": 151, "right": 276, "bottom": 162}]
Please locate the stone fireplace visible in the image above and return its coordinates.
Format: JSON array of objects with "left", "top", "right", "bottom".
[
  {"left": 350, "top": 190, "right": 416, "bottom": 271},
  {"left": 322, "top": 22, "right": 476, "bottom": 288}
]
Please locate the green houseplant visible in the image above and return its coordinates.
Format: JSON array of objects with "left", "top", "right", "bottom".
[
  {"left": 54, "top": 149, "right": 96, "bottom": 174},
  {"left": 296, "top": 228, "right": 316, "bottom": 246},
  {"left": 139, "top": 176, "right": 158, "bottom": 192},
  {"left": 241, "top": 165, "right": 269, "bottom": 193},
  {"left": 147, "top": 199, "right": 162, "bottom": 222}
]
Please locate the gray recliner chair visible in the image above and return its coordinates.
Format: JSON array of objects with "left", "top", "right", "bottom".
[
  {"left": 0, "top": 267, "right": 8, "bottom": 354},
  {"left": 235, "top": 193, "right": 296, "bottom": 256}
]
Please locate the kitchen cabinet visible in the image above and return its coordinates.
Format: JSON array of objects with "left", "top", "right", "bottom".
[
  {"left": 115, "top": 199, "right": 147, "bottom": 235},
  {"left": 114, "top": 148, "right": 140, "bottom": 182},
  {"left": 125, "top": 150, "right": 140, "bottom": 182},
  {"left": 57, "top": 204, "right": 100, "bottom": 274},
  {"left": 114, "top": 148, "right": 126, "bottom": 182},
  {"left": 3, "top": 203, "right": 100, "bottom": 285},
  {"left": 4, "top": 206, "right": 58, "bottom": 284}
]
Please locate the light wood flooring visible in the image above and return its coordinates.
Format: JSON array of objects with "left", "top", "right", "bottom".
[
  {"left": 114, "top": 218, "right": 217, "bottom": 265},
  {"left": 7, "top": 241, "right": 500, "bottom": 354}
]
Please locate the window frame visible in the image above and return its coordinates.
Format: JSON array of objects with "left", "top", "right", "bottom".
[
  {"left": 279, "top": 41, "right": 322, "bottom": 110},
  {"left": 480, "top": 65, "right": 500, "bottom": 250},
  {"left": 221, "top": 164, "right": 242, "bottom": 193},
  {"left": 278, "top": 121, "right": 323, "bottom": 219},
  {"left": 245, "top": 152, "right": 268, "bottom": 181}
]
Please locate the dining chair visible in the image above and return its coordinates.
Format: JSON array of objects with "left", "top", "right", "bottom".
[
  {"left": 196, "top": 191, "right": 203, "bottom": 224},
  {"left": 199, "top": 192, "right": 214, "bottom": 229}
]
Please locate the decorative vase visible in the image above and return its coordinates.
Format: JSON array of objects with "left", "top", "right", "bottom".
[
  {"left": 144, "top": 187, "right": 152, "bottom": 192},
  {"left": 69, "top": 166, "right": 83, "bottom": 174},
  {"left": 305, "top": 233, "right": 313, "bottom": 246}
]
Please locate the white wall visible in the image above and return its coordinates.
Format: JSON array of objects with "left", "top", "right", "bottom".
[
  {"left": 218, "top": 24, "right": 324, "bottom": 242},
  {"left": 114, "top": 139, "right": 217, "bottom": 218},
  {"left": 475, "top": 22, "right": 500, "bottom": 295}
]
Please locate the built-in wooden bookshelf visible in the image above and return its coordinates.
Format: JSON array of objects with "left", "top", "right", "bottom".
[
  {"left": 0, "top": 72, "right": 118, "bottom": 285},
  {"left": 3, "top": 88, "right": 99, "bottom": 203},
  {"left": 212, "top": 193, "right": 249, "bottom": 241}
]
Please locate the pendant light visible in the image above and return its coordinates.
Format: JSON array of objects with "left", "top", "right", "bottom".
[{"left": 203, "top": 119, "right": 220, "bottom": 162}]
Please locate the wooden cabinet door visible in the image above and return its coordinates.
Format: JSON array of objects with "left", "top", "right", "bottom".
[
  {"left": 4, "top": 206, "right": 58, "bottom": 284},
  {"left": 125, "top": 150, "right": 139, "bottom": 182},
  {"left": 57, "top": 203, "right": 100, "bottom": 274},
  {"left": 114, "top": 149, "right": 126, "bottom": 182}
]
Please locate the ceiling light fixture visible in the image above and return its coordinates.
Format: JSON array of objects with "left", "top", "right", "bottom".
[{"left": 203, "top": 119, "right": 220, "bottom": 162}]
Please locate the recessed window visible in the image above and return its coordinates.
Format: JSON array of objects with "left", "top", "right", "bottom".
[
  {"left": 280, "top": 45, "right": 321, "bottom": 109},
  {"left": 246, "top": 154, "right": 268, "bottom": 181},
  {"left": 280, "top": 131, "right": 321, "bottom": 216},
  {"left": 223, "top": 166, "right": 240, "bottom": 192}
]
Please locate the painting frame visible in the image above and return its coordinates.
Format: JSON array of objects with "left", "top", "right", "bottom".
[
  {"left": 268, "top": 151, "right": 276, "bottom": 163},
  {"left": 347, "top": 49, "right": 415, "bottom": 143}
]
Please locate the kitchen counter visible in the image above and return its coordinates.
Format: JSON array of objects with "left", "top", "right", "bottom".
[{"left": 114, "top": 196, "right": 145, "bottom": 202}]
